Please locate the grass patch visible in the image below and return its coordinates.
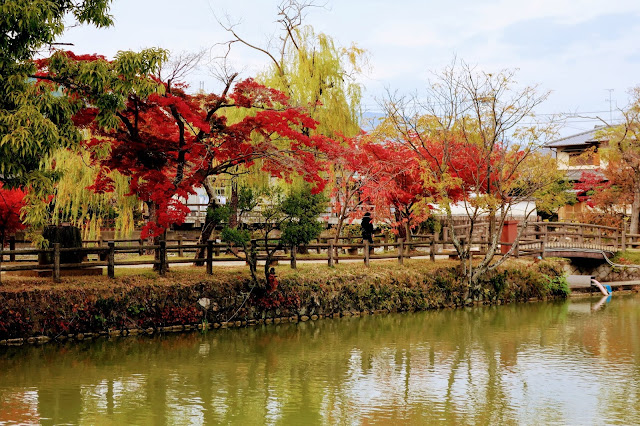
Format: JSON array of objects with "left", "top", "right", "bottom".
[{"left": 612, "top": 250, "right": 640, "bottom": 265}]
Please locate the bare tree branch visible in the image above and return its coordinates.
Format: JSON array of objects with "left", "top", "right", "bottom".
[{"left": 158, "top": 49, "right": 207, "bottom": 86}]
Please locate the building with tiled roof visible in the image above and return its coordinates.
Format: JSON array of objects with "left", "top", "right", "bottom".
[{"left": 547, "top": 126, "right": 610, "bottom": 220}]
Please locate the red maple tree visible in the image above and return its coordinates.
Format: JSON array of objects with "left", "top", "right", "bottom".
[
  {"left": 35, "top": 51, "right": 328, "bottom": 245},
  {"left": 574, "top": 163, "right": 632, "bottom": 226},
  {"left": 323, "top": 136, "right": 376, "bottom": 242},
  {"left": 358, "top": 141, "right": 427, "bottom": 239},
  {"left": 0, "top": 184, "right": 26, "bottom": 247}
]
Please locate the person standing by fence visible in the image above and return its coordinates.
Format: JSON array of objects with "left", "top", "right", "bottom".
[{"left": 361, "top": 212, "right": 374, "bottom": 245}]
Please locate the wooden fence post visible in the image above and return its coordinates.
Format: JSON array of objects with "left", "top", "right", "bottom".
[
  {"left": 291, "top": 245, "right": 297, "bottom": 269},
  {"left": 597, "top": 227, "right": 602, "bottom": 248},
  {"left": 398, "top": 238, "right": 404, "bottom": 265},
  {"left": 206, "top": 240, "right": 213, "bottom": 275},
  {"left": 96, "top": 238, "right": 103, "bottom": 260},
  {"left": 622, "top": 222, "right": 627, "bottom": 252},
  {"left": 250, "top": 240, "right": 257, "bottom": 267},
  {"left": 364, "top": 241, "right": 370, "bottom": 267},
  {"left": 53, "top": 243, "right": 61, "bottom": 282},
  {"left": 158, "top": 240, "right": 167, "bottom": 275},
  {"left": 328, "top": 242, "right": 334, "bottom": 267},
  {"left": 177, "top": 235, "right": 184, "bottom": 257},
  {"left": 107, "top": 241, "right": 115, "bottom": 278},
  {"left": 541, "top": 225, "right": 547, "bottom": 258},
  {"left": 430, "top": 237, "right": 436, "bottom": 262},
  {"left": 9, "top": 236, "right": 15, "bottom": 262}
]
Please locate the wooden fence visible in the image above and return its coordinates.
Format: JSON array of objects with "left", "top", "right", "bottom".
[
  {"left": 2, "top": 221, "right": 637, "bottom": 283},
  {"left": 0, "top": 235, "right": 444, "bottom": 283}
]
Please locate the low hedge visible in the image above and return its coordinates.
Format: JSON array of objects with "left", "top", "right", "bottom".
[{"left": 0, "top": 260, "right": 568, "bottom": 341}]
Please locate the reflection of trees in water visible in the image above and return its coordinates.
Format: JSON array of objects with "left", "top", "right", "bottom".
[{"left": 0, "top": 296, "right": 639, "bottom": 424}]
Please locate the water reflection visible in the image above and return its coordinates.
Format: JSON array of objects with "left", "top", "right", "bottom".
[{"left": 1, "top": 295, "right": 639, "bottom": 424}]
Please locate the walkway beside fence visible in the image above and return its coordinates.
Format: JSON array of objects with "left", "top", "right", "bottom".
[{"left": 1, "top": 221, "right": 635, "bottom": 283}]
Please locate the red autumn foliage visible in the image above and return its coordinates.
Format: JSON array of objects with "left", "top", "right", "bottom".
[
  {"left": 573, "top": 164, "right": 632, "bottom": 225},
  {"left": 36, "top": 51, "right": 329, "bottom": 239},
  {"left": 358, "top": 141, "right": 427, "bottom": 235},
  {"left": 415, "top": 135, "right": 510, "bottom": 202},
  {"left": 0, "top": 184, "right": 26, "bottom": 245},
  {"left": 338, "top": 133, "right": 513, "bottom": 236},
  {"left": 574, "top": 170, "right": 611, "bottom": 208}
]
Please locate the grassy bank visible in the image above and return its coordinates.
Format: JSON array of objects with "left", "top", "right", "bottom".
[{"left": 0, "top": 259, "right": 568, "bottom": 342}]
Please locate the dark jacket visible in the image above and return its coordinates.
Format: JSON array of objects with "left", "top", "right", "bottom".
[{"left": 361, "top": 214, "right": 374, "bottom": 243}]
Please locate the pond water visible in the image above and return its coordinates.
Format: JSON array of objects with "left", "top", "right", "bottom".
[{"left": 1, "top": 294, "right": 639, "bottom": 425}]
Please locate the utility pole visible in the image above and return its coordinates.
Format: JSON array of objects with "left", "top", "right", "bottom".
[{"left": 605, "top": 89, "right": 614, "bottom": 124}]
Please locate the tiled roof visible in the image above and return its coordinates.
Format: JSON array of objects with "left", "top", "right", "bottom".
[
  {"left": 547, "top": 126, "right": 610, "bottom": 148},
  {"left": 564, "top": 169, "right": 605, "bottom": 182}
]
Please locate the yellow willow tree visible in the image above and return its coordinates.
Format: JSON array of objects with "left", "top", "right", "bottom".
[
  {"left": 383, "top": 61, "right": 562, "bottom": 292},
  {"left": 24, "top": 147, "right": 139, "bottom": 243},
  {"left": 257, "top": 26, "right": 364, "bottom": 139},
  {"left": 218, "top": 0, "right": 366, "bottom": 239},
  {"left": 257, "top": 23, "right": 366, "bottom": 242},
  {"left": 221, "top": 0, "right": 364, "bottom": 139}
]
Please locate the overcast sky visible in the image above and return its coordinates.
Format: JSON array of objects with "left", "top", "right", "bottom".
[{"left": 59, "top": 0, "right": 640, "bottom": 136}]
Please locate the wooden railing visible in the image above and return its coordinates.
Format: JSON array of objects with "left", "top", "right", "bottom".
[
  {"left": 517, "top": 222, "right": 621, "bottom": 257},
  {"left": 0, "top": 236, "right": 445, "bottom": 283},
  {"left": 0, "top": 221, "right": 634, "bottom": 283}
]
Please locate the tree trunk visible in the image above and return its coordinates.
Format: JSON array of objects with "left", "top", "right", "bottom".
[
  {"left": 404, "top": 221, "right": 410, "bottom": 246},
  {"left": 246, "top": 239, "right": 259, "bottom": 286},
  {"left": 154, "top": 231, "right": 168, "bottom": 273},
  {"left": 488, "top": 209, "right": 496, "bottom": 242},
  {"left": 229, "top": 179, "right": 239, "bottom": 229},
  {"left": 395, "top": 209, "right": 408, "bottom": 241},
  {"left": 145, "top": 202, "right": 168, "bottom": 272},
  {"left": 194, "top": 202, "right": 218, "bottom": 265},
  {"left": 194, "top": 176, "right": 230, "bottom": 266},
  {"left": 332, "top": 202, "right": 353, "bottom": 263},
  {"left": 631, "top": 186, "right": 640, "bottom": 235},
  {"left": 194, "top": 177, "right": 223, "bottom": 264},
  {"left": 333, "top": 216, "right": 345, "bottom": 246},
  {"left": 152, "top": 220, "right": 167, "bottom": 272}
]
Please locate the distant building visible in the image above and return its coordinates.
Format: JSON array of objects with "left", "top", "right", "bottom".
[{"left": 547, "top": 126, "right": 610, "bottom": 220}]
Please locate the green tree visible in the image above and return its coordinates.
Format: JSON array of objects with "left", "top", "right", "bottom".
[
  {"left": 0, "top": 0, "right": 113, "bottom": 186},
  {"left": 280, "top": 184, "right": 327, "bottom": 249},
  {"left": 519, "top": 152, "right": 575, "bottom": 219},
  {"left": 221, "top": 184, "right": 326, "bottom": 286}
]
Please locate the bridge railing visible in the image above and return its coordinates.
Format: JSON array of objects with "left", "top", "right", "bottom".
[{"left": 519, "top": 222, "right": 621, "bottom": 255}]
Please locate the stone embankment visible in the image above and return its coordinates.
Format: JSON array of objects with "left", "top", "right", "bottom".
[{"left": 564, "top": 258, "right": 640, "bottom": 284}]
